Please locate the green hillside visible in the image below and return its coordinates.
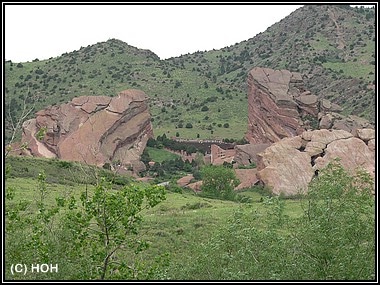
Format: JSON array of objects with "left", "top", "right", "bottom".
[{"left": 4, "top": 5, "right": 375, "bottom": 144}]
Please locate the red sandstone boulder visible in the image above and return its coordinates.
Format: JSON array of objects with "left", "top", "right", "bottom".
[
  {"left": 186, "top": 181, "right": 203, "bottom": 192},
  {"left": 234, "top": 169, "right": 259, "bottom": 190},
  {"left": 256, "top": 129, "right": 375, "bottom": 196},
  {"left": 301, "top": 129, "right": 353, "bottom": 157},
  {"left": 21, "top": 90, "right": 153, "bottom": 169},
  {"left": 314, "top": 137, "right": 375, "bottom": 179},
  {"left": 319, "top": 112, "right": 373, "bottom": 134},
  {"left": 177, "top": 174, "right": 195, "bottom": 187},
  {"left": 355, "top": 128, "right": 375, "bottom": 142},
  {"left": 257, "top": 136, "right": 315, "bottom": 196}
]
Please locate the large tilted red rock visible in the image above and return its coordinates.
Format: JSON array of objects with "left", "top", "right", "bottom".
[
  {"left": 246, "top": 67, "right": 308, "bottom": 144},
  {"left": 256, "top": 129, "right": 375, "bottom": 196},
  {"left": 246, "top": 67, "right": 373, "bottom": 144},
  {"left": 234, "top": 67, "right": 375, "bottom": 194},
  {"left": 21, "top": 90, "right": 153, "bottom": 168}
]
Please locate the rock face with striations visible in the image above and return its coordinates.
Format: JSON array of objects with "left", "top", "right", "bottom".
[
  {"left": 246, "top": 67, "right": 373, "bottom": 144},
  {"left": 21, "top": 90, "right": 153, "bottom": 169},
  {"left": 246, "top": 67, "right": 307, "bottom": 144}
]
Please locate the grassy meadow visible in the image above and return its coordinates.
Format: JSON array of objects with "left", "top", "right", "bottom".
[{"left": 4, "top": 155, "right": 375, "bottom": 281}]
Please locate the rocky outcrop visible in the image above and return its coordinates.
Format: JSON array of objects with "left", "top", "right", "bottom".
[
  {"left": 246, "top": 67, "right": 307, "bottom": 144},
  {"left": 256, "top": 128, "right": 375, "bottom": 196},
  {"left": 177, "top": 174, "right": 195, "bottom": 187},
  {"left": 21, "top": 90, "right": 153, "bottom": 168},
  {"left": 318, "top": 112, "right": 373, "bottom": 132},
  {"left": 234, "top": 169, "right": 259, "bottom": 190},
  {"left": 234, "top": 143, "right": 271, "bottom": 166},
  {"left": 186, "top": 181, "right": 203, "bottom": 192},
  {"left": 257, "top": 136, "right": 315, "bottom": 196},
  {"left": 246, "top": 67, "right": 373, "bottom": 144},
  {"left": 311, "top": 128, "right": 375, "bottom": 179}
]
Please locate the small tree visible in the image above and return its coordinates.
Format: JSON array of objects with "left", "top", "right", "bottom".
[
  {"left": 5, "top": 89, "right": 36, "bottom": 156},
  {"left": 200, "top": 165, "right": 239, "bottom": 200},
  {"left": 70, "top": 179, "right": 166, "bottom": 279}
]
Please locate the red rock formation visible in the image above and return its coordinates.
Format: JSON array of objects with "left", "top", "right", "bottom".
[
  {"left": 21, "top": 89, "right": 153, "bottom": 168},
  {"left": 246, "top": 67, "right": 307, "bottom": 144},
  {"left": 234, "top": 143, "right": 271, "bottom": 166},
  {"left": 234, "top": 169, "right": 259, "bottom": 190},
  {"left": 318, "top": 110, "right": 373, "bottom": 134},
  {"left": 257, "top": 136, "right": 315, "bottom": 196},
  {"left": 177, "top": 174, "right": 195, "bottom": 187},
  {"left": 256, "top": 129, "right": 375, "bottom": 196},
  {"left": 312, "top": 128, "right": 375, "bottom": 179},
  {"left": 186, "top": 181, "right": 203, "bottom": 192},
  {"left": 246, "top": 67, "right": 373, "bottom": 144}
]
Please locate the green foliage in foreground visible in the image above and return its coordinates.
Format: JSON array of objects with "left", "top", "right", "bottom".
[
  {"left": 5, "top": 170, "right": 167, "bottom": 280},
  {"left": 4, "top": 159, "right": 375, "bottom": 280},
  {"left": 168, "top": 161, "right": 375, "bottom": 280}
]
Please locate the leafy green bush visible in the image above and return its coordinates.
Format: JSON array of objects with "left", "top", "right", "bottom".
[
  {"left": 56, "top": 160, "right": 73, "bottom": 169},
  {"left": 200, "top": 165, "right": 240, "bottom": 201},
  {"left": 290, "top": 160, "right": 375, "bottom": 280}
]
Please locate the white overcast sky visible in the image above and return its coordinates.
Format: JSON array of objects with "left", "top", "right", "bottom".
[{"left": 3, "top": 3, "right": 374, "bottom": 62}]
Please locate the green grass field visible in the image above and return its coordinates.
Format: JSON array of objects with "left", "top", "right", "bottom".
[
  {"left": 146, "top": 147, "right": 180, "bottom": 163},
  {"left": 4, "top": 154, "right": 375, "bottom": 280},
  {"left": 4, "top": 156, "right": 302, "bottom": 279},
  {"left": 4, "top": 174, "right": 304, "bottom": 279}
]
